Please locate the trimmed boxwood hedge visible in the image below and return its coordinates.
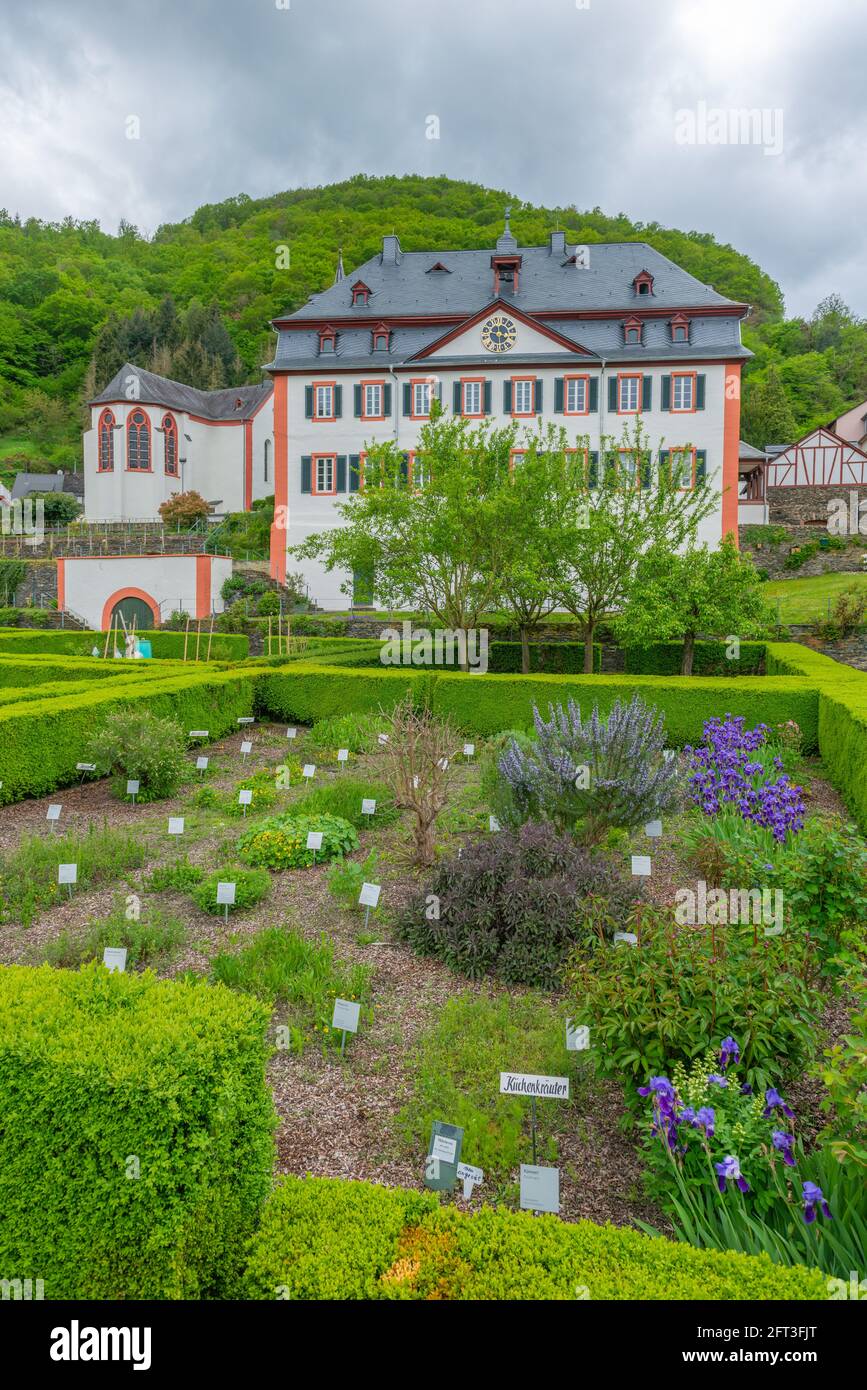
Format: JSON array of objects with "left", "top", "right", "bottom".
[
  {"left": 0, "top": 653, "right": 170, "bottom": 685},
  {"left": 276, "top": 637, "right": 603, "bottom": 675},
  {"left": 242, "top": 1176, "right": 826, "bottom": 1301},
  {"left": 0, "top": 627, "right": 249, "bottom": 660},
  {"left": 0, "top": 668, "right": 256, "bottom": 803},
  {"left": 624, "top": 641, "right": 766, "bottom": 676},
  {"left": 256, "top": 662, "right": 820, "bottom": 747},
  {"left": 0, "top": 963, "right": 275, "bottom": 1299}
]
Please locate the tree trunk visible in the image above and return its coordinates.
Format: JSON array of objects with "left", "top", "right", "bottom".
[
  {"left": 583, "top": 618, "right": 595, "bottom": 674},
  {"left": 520, "top": 625, "right": 530, "bottom": 675},
  {"left": 682, "top": 631, "right": 696, "bottom": 676}
]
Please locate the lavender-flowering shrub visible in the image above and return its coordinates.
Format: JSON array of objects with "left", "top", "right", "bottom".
[
  {"left": 394, "top": 821, "right": 642, "bottom": 987},
  {"left": 685, "top": 715, "right": 805, "bottom": 844},
  {"left": 497, "top": 695, "right": 680, "bottom": 845}
]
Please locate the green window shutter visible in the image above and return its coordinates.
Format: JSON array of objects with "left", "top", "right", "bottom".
[
  {"left": 483, "top": 381, "right": 492, "bottom": 415},
  {"left": 641, "top": 376, "right": 652, "bottom": 411},
  {"left": 588, "top": 451, "right": 599, "bottom": 488},
  {"left": 554, "top": 378, "right": 564, "bottom": 413},
  {"left": 334, "top": 385, "right": 343, "bottom": 418},
  {"left": 335, "top": 455, "right": 347, "bottom": 492},
  {"left": 383, "top": 383, "right": 392, "bottom": 416},
  {"left": 349, "top": 454, "right": 361, "bottom": 492},
  {"left": 354, "top": 384, "right": 362, "bottom": 417},
  {"left": 588, "top": 378, "right": 599, "bottom": 412},
  {"left": 503, "top": 380, "right": 513, "bottom": 413},
  {"left": 400, "top": 452, "right": 410, "bottom": 482},
  {"left": 640, "top": 451, "right": 652, "bottom": 490},
  {"left": 301, "top": 456, "right": 312, "bottom": 493},
  {"left": 696, "top": 375, "right": 706, "bottom": 410},
  {"left": 534, "top": 379, "right": 543, "bottom": 413},
  {"left": 608, "top": 376, "right": 618, "bottom": 411},
  {"left": 403, "top": 383, "right": 412, "bottom": 415},
  {"left": 661, "top": 375, "right": 672, "bottom": 411},
  {"left": 696, "top": 449, "right": 707, "bottom": 482},
  {"left": 659, "top": 448, "right": 670, "bottom": 481},
  {"left": 453, "top": 381, "right": 461, "bottom": 413},
  {"left": 304, "top": 386, "right": 313, "bottom": 419}
]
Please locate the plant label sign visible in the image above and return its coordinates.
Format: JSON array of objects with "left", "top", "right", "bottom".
[
  {"left": 189, "top": 730, "right": 209, "bottom": 739},
  {"left": 306, "top": 831, "right": 323, "bottom": 851},
  {"left": 644, "top": 819, "right": 662, "bottom": 838},
  {"left": 237, "top": 717, "right": 254, "bottom": 726},
  {"left": 102, "top": 947, "right": 127, "bottom": 974},
  {"left": 361, "top": 798, "right": 376, "bottom": 817},
  {"left": 196, "top": 756, "right": 208, "bottom": 771},
  {"left": 631, "top": 854, "right": 651, "bottom": 877},
  {"left": 456, "top": 1161, "right": 483, "bottom": 1200},
  {"left": 463, "top": 743, "right": 475, "bottom": 758},
  {"left": 358, "top": 882, "right": 381, "bottom": 909},
  {"left": 613, "top": 931, "right": 638, "bottom": 947},
  {"left": 500, "top": 1073, "right": 569, "bottom": 1100},
  {"left": 76, "top": 762, "right": 96, "bottom": 773},
  {"left": 425, "top": 1120, "right": 463, "bottom": 1192},
  {"left": 488, "top": 814, "right": 501, "bottom": 832},
  {"left": 238, "top": 790, "right": 253, "bottom": 806},
  {"left": 332, "top": 998, "right": 361, "bottom": 1033},
  {"left": 167, "top": 817, "right": 184, "bottom": 836},
  {"left": 46, "top": 804, "right": 62, "bottom": 822},
  {"left": 519, "top": 1164, "right": 560, "bottom": 1214},
  {"left": 286, "top": 728, "right": 297, "bottom": 740},
  {"left": 337, "top": 748, "right": 349, "bottom": 763},
  {"left": 302, "top": 765, "right": 315, "bottom": 781},
  {"left": 216, "top": 881, "right": 236, "bottom": 906},
  {"left": 126, "top": 779, "right": 140, "bottom": 796},
  {"left": 240, "top": 741, "right": 252, "bottom": 756},
  {"left": 58, "top": 863, "right": 77, "bottom": 886},
  {"left": 663, "top": 749, "right": 675, "bottom": 763},
  {"left": 566, "top": 1020, "right": 590, "bottom": 1052}
]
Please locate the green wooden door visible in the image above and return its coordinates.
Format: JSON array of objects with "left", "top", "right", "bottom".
[{"left": 110, "top": 597, "right": 154, "bottom": 630}]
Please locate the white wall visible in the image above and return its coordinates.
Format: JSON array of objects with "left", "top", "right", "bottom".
[{"left": 62, "top": 555, "right": 232, "bottom": 630}]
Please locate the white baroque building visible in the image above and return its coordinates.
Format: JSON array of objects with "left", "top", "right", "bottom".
[{"left": 83, "top": 215, "right": 750, "bottom": 613}]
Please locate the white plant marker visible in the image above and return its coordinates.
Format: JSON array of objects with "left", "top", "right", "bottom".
[
  {"left": 46, "top": 804, "right": 61, "bottom": 832},
  {"left": 361, "top": 798, "right": 376, "bottom": 820},
  {"left": 196, "top": 756, "right": 209, "bottom": 775},
  {"left": 240, "top": 740, "right": 252, "bottom": 760},
  {"left": 58, "top": 863, "right": 77, "bottom": 898},
  {"left": 126, "top": 779, "right": 140, "bottom": 804},
  {"left": 631, "top": 854, "right": 651, "bottom": 877},
  {"left": 238, "top": 789, "right": 253, "bottom": 817},
  {"left": 306, "top": 829, "right": 323, "bottom": 864},
  {"left": 358, "top": 880, "right": 381, "bottom": 931},
  {"left": 302, "top": 764, "right": 315, "bottom": 783},
  {"left": 332, "top": 997, "right": 361, "bottom": 1055},
  {"left": 216, "top": 880, "right": 236, "bottom": 922},
  {"left": 189, "top": 730, "right": 209, "bottom": 740},
  {"left": 456, "top": 1161, "right": 484, "bottom": 1201},
  {"left": 613, "top": 931, "right": 638, "bottom": 947},
  {"left": 167, "top": 817, "right": 184, "bottom": 836},
  {"left": 644, "top": 819, "right": 662, "bottom": 838},
  {"left": 286, "top": 728, "right": 297, "bottom": 740},
  {"left": 500, "top": 1072, "right": 569, "bottom": 1166},
  {"left": 489, "top": 814, "right": 501, "bottom": 833},
  {"left": 463, "top": 743, "right": 475, "bottom": 759},
  {"left": 520, "top": 1164, "right": 560, "bottom": 1215},
  {"left": 76, "top": 762, "right": 96, "bottom": 782},
  {"left": 337, "top": 748, "right": 349, "bottom": 763},
  {"left": 102, "top": 946, "right": 127, "bottom": 974},
  {"left": 237, "top": 717, "right": 254, "bottom": 726}
]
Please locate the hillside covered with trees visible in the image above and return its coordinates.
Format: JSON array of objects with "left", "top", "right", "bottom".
[{"left": 0, "top": 172, "right": 862, "bottom": 471}]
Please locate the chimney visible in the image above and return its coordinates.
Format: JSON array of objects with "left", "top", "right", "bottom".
[
  {"left": 549, "top": 231, "right": 566, "bottom": 256},
  {"left": 381, "top": 234, "right": 402, "bottom": 265}
]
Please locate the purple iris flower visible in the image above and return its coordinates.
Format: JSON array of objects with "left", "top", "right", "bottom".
[
  {"left": 740, "top": 1083, "right": 753, "bottom": 1096},
  {"left": 772, "top": 1131, "right": 796, "bottom": 1168},
  {"left": 638, "top": 1076, "right": 675, "bottom": 1102},
  {"left": 720, "top": 1036, "right": 740, "bottom": 1070},
  {"left": 764, "top": 1088, "right": 795, "bottom": 1120},
  {"left": 708, "top": 1074, "right": 729, "bottom": 1088},
  {"left": 695, "top": 1106, "right": 715, "bottom": 1138},
  {"left": 715, "top": 1155, "right": 750, "bottom": 1194},
  {"left": 802, "top": 1182, "right": 832, "bottom": 1224}
]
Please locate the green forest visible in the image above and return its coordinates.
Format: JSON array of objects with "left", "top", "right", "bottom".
[{"left": 0, "top": 172, "right": 863, "bottom": 475}]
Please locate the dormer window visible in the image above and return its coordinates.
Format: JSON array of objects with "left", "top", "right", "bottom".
[
  {"left": 670, "top": 314, "right": 690, "bottom": 344},
  {"left": 491, "top": 254, "right": 522, "bottom": 296},
  {"left": 623, "top": 317, "right": 643, "bottom": 346},
  {"left": 319, "top": 325, "right": 337, "bottom": 354},
  {"left": 371, "top": 323, "right": 390, "bottom": 352},
  {"left": 633, "top": 270, "right": 654, "bottom": 296},
  {"left": 426, "top": 261, "right": 451, "bottom": 274},
  {"left": 351, "top": 281, "right": 370, "bottom": 307}
]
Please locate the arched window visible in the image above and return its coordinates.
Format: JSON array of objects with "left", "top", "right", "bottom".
[
  {"left": 162, "top": 413, "right": 178, "bottom": 475},
  {"left": 127, "top": 409, "right": 151, "bottom": 471},
  {"left": 97, "top": 408, "right": 115, "bottom": 471}
]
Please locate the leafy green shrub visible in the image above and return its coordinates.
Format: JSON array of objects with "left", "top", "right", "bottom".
[
  {"left": 478, "top": 728, "right": 535, "bottom": 827},
  {"left": 300, "top": 777, "right": 399, "bottom": 828},
  {"left": 395, "top": 822, "right": 641, "bottom": 987},
  {"left": 308, "top": 711, "right": 390, "bottom": 753},
  {"left": 85, "top": 708, "right": 189, "bottom": 800},
  {"left": 257, "top": 591, "right": 281, "bottom": 617},
  {"left": 783, "top": 540, "right": 820, "bottom": 570},
  {"left": 816, "top": 585, "right": 867, "bottom": 641},
  {"left": 818, "top": 973, "right": 867, "bottom": 1172},
  {"left": 191, "top": 864, "right": 271, "bottom": 914},
  {"left": 567, "top": 910, "right": 820, "bottom": 1094},
  {"left": 146, "top": 856, "right": 205, "bottom": 893},
  {"left": 238, "top": 813, "right": 358, "bottom": 870},
  {"left": 42, "top": 902, "right": 186, "bottom": 970},
  {"left": 242, "top": 1176, "right": 826, "bottom": 1301},
  {"left": 327, "top": 850, "right": 380, "bottom": 908},
  {"left": 0, "top": 962, "right": 275, "bottom": 1298},
  {"left": 211, "top": 927, "right": 370, "bottom": 1051},
  {"left": 0, "top": 824, "right": 146, "bottom": 926},
  {"left": 398, "top": 992, "right": 576, "bottom": 1179}
]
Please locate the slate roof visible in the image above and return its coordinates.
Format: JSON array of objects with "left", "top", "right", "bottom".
[
  {"left": 91, "top": 364, "right": 273, "bottom": 420},
  {"left": 280, "top": 237, "right": 742, "bottom": 322},
  {"left": 738, "top": 440, "right": 767, "bottom": 461},
  {"left": 12, "top": 471, "right": 65, "bottom": 499}
]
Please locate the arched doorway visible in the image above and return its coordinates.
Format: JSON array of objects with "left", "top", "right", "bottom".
[{"left": 110, "top": 596, "right": 155, "bottom": 630}]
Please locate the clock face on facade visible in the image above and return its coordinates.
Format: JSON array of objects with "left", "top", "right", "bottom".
[{"left": 481, "top": 314, "right": 517, "bottom": 353}]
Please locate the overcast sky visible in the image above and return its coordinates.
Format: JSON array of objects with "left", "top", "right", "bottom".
[{"left": 0, "top": 0, "right": 862, "bottom": 319}]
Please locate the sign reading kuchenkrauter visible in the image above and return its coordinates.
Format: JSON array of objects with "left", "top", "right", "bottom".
[{"left": 500, "top": 1072, "right": 570, "bottom": 1100}]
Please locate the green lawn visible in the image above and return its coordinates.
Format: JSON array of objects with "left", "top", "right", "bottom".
[{"left": 764, "top": 571, "right": 867, "bottom": 623}]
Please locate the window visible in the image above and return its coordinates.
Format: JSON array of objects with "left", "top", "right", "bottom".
[
  {"left": 633, "top": 271, "right": 654, "bottom": 296},
  {"left": 623, "top": 317, "right": 643, "bottom": 346},
  {"left": 412, "top": 380, "right": 433, "bottom": 418},
  {"left": 318, "top": 326, "right": 336, "bottom": 354},
  {"left": 617, "top": 375, "right": 641, "bottom": 413},
  {"left": 564, "top": 375, "right": 588, "bottom": 415},
  {"left": 410, "top": 451, "right": 429, "bottom": 488},
  {"left": 461, "top": 378, "right": 484, "bottom": 417},
  {"left": 97, "top": 408, "right": 115, "bottom": 471},
  {"left": 509, "top": 449, "right": 526, "bottom": 471},
  {"left": 512, "top": 377, "right": 536, "bottom": 416},
  {"left": 671, "top": 316, "right": 690, "bottom": 343},
  {"left": 127, "top": 409, "right": 151, "bottom": 470},
  {"left": 372, "top": 324, "right": 390, "bottom": 352},
  {"left": 162, "top": 414, "right": 178, "bottom": 475},
  {"left": 671, "top": 373, "right": 695, "bottom": 412},
  {"left": 264, "top": 438, "right": 271, "bottom": 483},
  {"left": 314, "top": 384, "right": 335, "bottom": 420},
  {"left": 313, "top": 454, "right": 336, "bottom": 495},
  {"left": 362, "top": 382, "right": 384, "bottom": 420},
  {"left": 619, "top": 448, "right": 641, "bottom": 488},
  {"left": 669, "top": 447, "right": 695, "bottom": 488},
  {"left": 351, "top": 282, "right": 369, "bottom": 307}
]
